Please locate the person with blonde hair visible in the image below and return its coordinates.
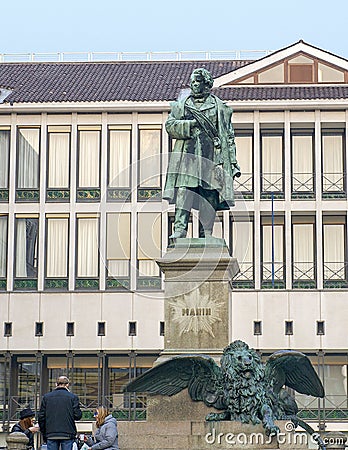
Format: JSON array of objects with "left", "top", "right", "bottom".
[{"left": 85, "top": 406, "right": 118, "bottom": 450}]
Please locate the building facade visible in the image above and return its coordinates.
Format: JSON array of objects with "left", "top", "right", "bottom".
[{"left": 0, "top": 40, "right": 348, "bottom": 435}]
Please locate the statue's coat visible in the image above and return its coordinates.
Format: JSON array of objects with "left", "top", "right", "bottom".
[{"left": 163, "top": 94, "right": 240, "bottom": 210}]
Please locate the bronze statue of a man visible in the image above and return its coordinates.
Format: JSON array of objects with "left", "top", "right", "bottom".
[{"left": 163, "top": 68, "right": 241, "bottom": 239}]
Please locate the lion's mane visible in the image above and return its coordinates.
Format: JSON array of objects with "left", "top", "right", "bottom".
[{"left": 221, "top": 340, "right": 271, "bottom": 425}]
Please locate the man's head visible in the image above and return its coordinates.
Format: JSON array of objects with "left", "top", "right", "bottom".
[
  {"left": 190, "top": 68, "right": 213, "bottom": 97},
  {"left": 56, "top": 375, "right": 70, "bottom": 387}
]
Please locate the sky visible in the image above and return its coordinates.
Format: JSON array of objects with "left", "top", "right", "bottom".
[{"left": 1, "top": 0, "right": 348, "bottom": 59}]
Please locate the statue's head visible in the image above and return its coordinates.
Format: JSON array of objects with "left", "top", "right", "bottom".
[
  {"left": 190, "top": 68, "right": 213, "bottom": 97},
  {"left": 221, "top": 340, "right": 263, "bottom": 380}
]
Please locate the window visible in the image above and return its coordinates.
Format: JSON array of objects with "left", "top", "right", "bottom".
[
  {"left": 0, "top": 129, "right": 10, "bottom": 200},
  {"left": 137, "top": 212, "right": 161, "bottom": 288},
  {"left": 288, "top": 55, "right": 314, "bottom": 83},
  {"left": 160, "top": 321, "right": 165, "bottom": 336},
  {"left": 4, "top": 322, "right": 12, "bottom": 337},
  {"left": 47, "top": 127, "right": 70, "bottom": 200},
  {"left": 76, "top": 216, "right": 99, "bottom": 289},
  {"left": 292, "top": 216, "right": 316, "bottom": 288},
  {"left": 285, "top": 321, "right": 293, "bottom": 335},
  {"left": 106, "top": 213, "right": 130, "bottom": 288},
  {"left": 234, "top": 132, "right": 253, "bottom": 196},
  {"left": 16, "top": 127, "right": 40, "bottom": 200},
  {"left": 261, "top": 215, "right": 285, "bottom": 288},
  {"left": 231, "top": 217, "right": 254, "bottom": 288},
  {"left": 15, "top": 216, "right": 39, "bottom": 288},
  {"left": 138, "top": 125, "right": 161, "bottom": 200},
  {"left": 253, "top": 321, "right": 262, "bottom": 335},
  {"left": 323, "top": 216, "right": 347, "bottom": 287},
  {"left": 291, "top": 131, "right": 314, "bottom": 198},
  {"left": 66, "top": 322, "right": 75, "bottom": 336},
  {"left": 77, "top": 127, "right": 101, "bottom": 200},
  {"left": 128, "top": 322, "right": 137, "bottom": 336},
  {"left": 108, "top": 127, "right": 131, "bottom": 200},
  {"left": 45, "top": 215, "right": 69, "bottom": 289},
  {"left": 0, "top": 215, "right": 7, "bottom": 283},
  {"left": 261, "top": 132, "right": 284, "bottom": 198},
  {"left": 317, "top": 321, "right": 325, "bottom": 335},
  {"left": 98, "top": 322, "right": 106, "bottom": 336},
  {"left": 35, "top": 322, "right": 44, "bottom": 337},
  {"left": 322, "top": 131, "right": 345, "bottom": 198}
]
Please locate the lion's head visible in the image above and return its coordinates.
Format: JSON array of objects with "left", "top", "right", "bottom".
[{"left": 221, "top": 340, "right": 264, "bottom": 382}]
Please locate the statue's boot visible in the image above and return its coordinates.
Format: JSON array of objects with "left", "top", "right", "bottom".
[{"left": 170, "top": 209, "right": 190, "bottom": 239}]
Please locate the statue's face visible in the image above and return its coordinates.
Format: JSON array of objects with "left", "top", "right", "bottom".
[{"left": 190, "top": 73, "right": 206, "bottom": 95}]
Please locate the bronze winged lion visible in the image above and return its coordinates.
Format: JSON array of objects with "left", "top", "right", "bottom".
[{"left": 124, "top": 340, "right": 325, "bottom": 449}]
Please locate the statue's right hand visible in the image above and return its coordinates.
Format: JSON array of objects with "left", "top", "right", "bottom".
[{"left": 190, "top": 119, "right": 197, "bottom": 128}]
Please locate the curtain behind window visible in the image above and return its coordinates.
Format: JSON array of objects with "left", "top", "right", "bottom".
[
  {"left": 78, "top": 131, "right": 100, "bottom": 188},
  {"left": 139, "top": 129, "right": 161, "bottom": 188},
  {"left": 0, "top": 131, "right": 9, "bottom": 188},
  {"left": 46, "top": 218, "right": 68, "bottom": 277},
  {"left": 109, "top": 130, "right": 131, "bottom": 187},
  {"left": 293, "top": 224, "right": 315, "bottom": 280},
  {"left": 261, "top": 135, "right": 283, "bottom": 191},
  {"left": 77, "top": 218, "right": 99, "bottom": 277},
  {"left": 324, "top": 224, "right": 345, "bottom": 279},
  {"left": 48, "top": 133, "right": 70, "bottom": 188},
  {"left": 0, "top": 216, "right": 7, "bottom": 277},
  {"left": 17, "top": 129, "right": 40, "bottom": 189},
  {"left": 15, "top": 218, "right": 38, "bottom": 278},
  {"left": 322, "top": 135, "right": 343, "bottom": 191},
  {"left": 292, "top": 135, "right": 313, "bottom": 192}
]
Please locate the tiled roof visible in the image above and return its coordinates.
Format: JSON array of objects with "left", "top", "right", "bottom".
[
  {"left": 214, "top": 85, "right": 348, "bottom": 101},
  {"left": 0, "top": 60, "right": 347, "bottom": 104},
  {"left": 0, "top": 60, "right": 248, "bottom": 104}
]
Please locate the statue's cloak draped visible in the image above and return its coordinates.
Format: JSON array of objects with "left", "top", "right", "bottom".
[{"left": 163, "top": 94, "right": 240, "bottom": 210}]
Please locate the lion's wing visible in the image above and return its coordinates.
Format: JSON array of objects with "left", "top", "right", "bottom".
[
  {"left": 123, "top": 354, "right": 225, "bottom": 408},
  {"left": 265, "top": 350, "right": 324, "bottom": 397}
]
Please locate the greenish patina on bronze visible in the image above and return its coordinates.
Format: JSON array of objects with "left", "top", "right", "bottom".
[
  {"left": 125, "top": 340, "right": 326, "bottom": 449},
  {"left": 163, "top": 68, "right": 241, "bottom": 239}
]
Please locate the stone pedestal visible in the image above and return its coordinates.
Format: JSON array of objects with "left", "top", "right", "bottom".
[
  {"left": 118, "top": 420, "right": 311, "bottom": 450},
  {"left": 157, "top": 237, "right": 239, "bottom": 354}
]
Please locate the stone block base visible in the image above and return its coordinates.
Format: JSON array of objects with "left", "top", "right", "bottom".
[{"left": 118, "top": 420, "right": 313, "bottom": 450}]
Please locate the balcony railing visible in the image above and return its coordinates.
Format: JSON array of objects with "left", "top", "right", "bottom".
[{"left": 0, "top": 50, "right": 273, "bottom": 63}]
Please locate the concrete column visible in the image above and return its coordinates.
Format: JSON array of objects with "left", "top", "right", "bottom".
[{"left": 6, "top": 432, "right": 29, "bottom": 450}]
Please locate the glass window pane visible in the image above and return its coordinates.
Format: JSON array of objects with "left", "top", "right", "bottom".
[
  {"left": 324, "top": 223, "right": 345, "bottom": 280},
  {"left": 0, "top": 131, "right": 10, "bottom": 188},
  {"left": 78, "top": 130, "right": 100, "bottom": 188},
  {"left": 108, "top": 130, "right": 131, "bottom": 187},
  {"left": 0, "top": 216, "right": 7, "bottom": 277},
  {"left": 322, "top": 134, "right": 344, "bottom": 192},
  {"left": 77, "top": 217, "right": 99, "bottom": 277},
  {"left": 235, "top": 135, "right": 253, "bottom": 192},
  {"left": 293, "top": 223, "right": 315, "bottom": 280},
  {"left": 262, "top": 222, "right": 284, "bottom": 281},
  {"left": 48, "top": 133, "right": 70, "bottom": 188},
  {"left": 232, "top": 220, "right": 253, "bottom": 281},
  {"left": 17, "top": 128, "right": 40, "bottom": 189},
  {"left": 15, "top": 218, "right": 39, "bottom": 278},
  {"left": 261, "top": 134, "right": 283, "bottom": 192},
  {"left": 292, "top": 134, "right": 314, "bottom": 192},
  {"left": 46, "top": 218, "right": 69, "bottom": 277},
  {"left": 139, "top": 129, "right": 161, "bottom": 188},
  {"left": 107, "top": 213, "right": 130, "bottom": 277}
]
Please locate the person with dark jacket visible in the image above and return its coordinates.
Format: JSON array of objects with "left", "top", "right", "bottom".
[
  {"left": 85, "top": 406, "right": 118, "bottom": 450},
  {"left": 38, "top": 376, "right": 82, "bottom": 450},
  {"left": 11, "top": 407, "right": 39, "bottom": 449}
]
